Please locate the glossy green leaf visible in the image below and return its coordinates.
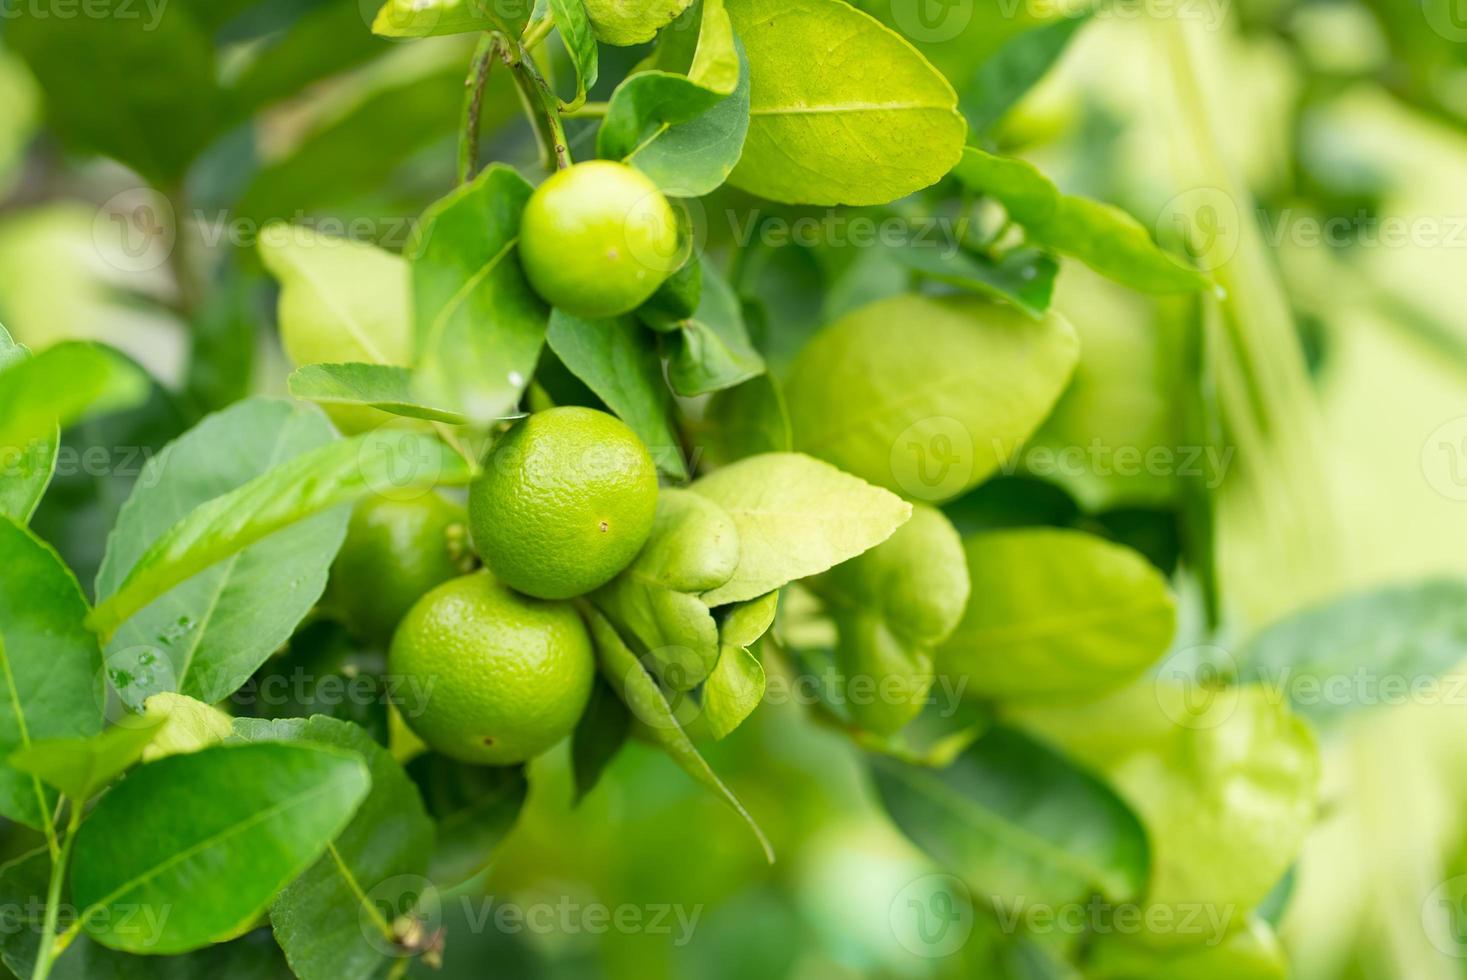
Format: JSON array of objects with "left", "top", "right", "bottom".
[
  {"left": 409, "top": 165, "right": 548, "bottom": 422},
  {"left": 571, "top": 677, "right": 631, "bottom": 802},
  {"left": 546, "top": 312, "right": 687, "bottom": 480},
  {"left": 811, "top": 504, "right": 968, "bottom": 734},
  {"left": 71, "top": 743, "right": 370, "bottom": 954},
  {"left": 232, "top": 717, "right": 434, "bottom": 980},
  {"left": 702, "top": 592, "right": 777, "bottom": 739},
  {"left": 0, "top": 342, "right": 149, "bottom": 471},
  {"left": 8, "top": 713, "right": 164, "bottom": 804},
  {"left": 593, "top": 489, "right": 740, "bottom": 690},
  {"left": 0, "top": 324, "right": 57, "bottom": 523},
  {"left": 549, "top": 0, "right": 599, "bottom": 111},
  {"left": 95, "top": 399, "right": 348, "bottom": 710},
  {"left": 692, "top": 452, "right": 911, "bottom": 606},
  {"left": 258, "top": 224, "right": 414, "bottom": 426},
  {"left": 784, "top": 294, "right": 1078, "bottom": 502},
  {"left": 406, "top": 753, "right": 528, "bottom": 885},
  {"left": 584, "top": 605, "right": 773, "bottom": 861},
  {"left": 953, "top": 148, "right": 1207, "bottom": 294},
  {"left": 938, "top": 528, "right": 1176, "bottom": 701},
  {"left": 872, "top": 726, "right": 1149, "bottom": 905},
  {"left": 599, "top": 42, "right": 751, "bottom": 198},
  {"left": 892, "top": 245, "right": 1058, "bottom": 319},
  {"left": 657, "top": 261, "right": 764, "bottom": 396},
  {"left": 698, "top": 374, "right": 792, "bottom": 467},
  {"left": 287, "top": 363, "right": 470, "bottom": 425},
  {"left": 725, "top": 0, "right": 966, "bottom": 206},
  {"left": 0, "top": 518, "right": 104, "bottom": 829},
  {"left": 6, "top": 2, "right": 224, "bottom": 182},
  {"left": 372, "top": 0, "right": 533, "bottom": 37},
  {"left": 584, "top": 0, "right": 695, "bottom": 44},
  {"left": 1238, "top": 578, "right": 1467, "bottom": 728},
  {"left": 88, "top": 427, "right": 474, "bottom": 643},
  {"left": 962, "top": 13, "right": 1093, "bottom": 135},
  {"left": 1015, "top": 683, "right": 1320, "bottom": 944}
]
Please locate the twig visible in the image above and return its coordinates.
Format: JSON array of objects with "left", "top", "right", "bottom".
[{"left": 458, "top": 33, "right": 499, "bottom": 185}]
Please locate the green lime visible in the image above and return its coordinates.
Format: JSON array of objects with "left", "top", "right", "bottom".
[
  {"left": 388, "top": 571, "right": 594, "bottom": 765},
  {"left": 469, "top": 407, "right": 659, "bottom": 600},
  {"left": 518, "top": 161, "right": 682, "bottom": 319},
  {"left": 328, "top": 492, "right": 473, "bottom": 643}
]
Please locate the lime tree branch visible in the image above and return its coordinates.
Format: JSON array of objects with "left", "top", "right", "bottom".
[
  {"left": 458, "top": 33, "right": 499, "bottom": 185},
  {"left": 502, "top": 40, "right": 571, "bottom": 171}
]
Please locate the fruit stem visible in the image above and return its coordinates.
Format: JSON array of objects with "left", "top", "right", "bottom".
[
  {"left": 30, "top": 801, "right": 81, "bottom": 980},
  {"left": 561, "top": 101, "right": 608, "bottom": 119},
  {"left": 457, "top": 33, "right": 498, "bottom": 185},
  {"left": 502, "top": 39, "right": 572, "bottom": 171},
  {"left": 520, "top": 14, "right": 554, "bottom": 51}
]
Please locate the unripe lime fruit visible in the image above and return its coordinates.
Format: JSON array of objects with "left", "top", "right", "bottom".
[
  {"left": 388, "top": 571, "right": 594, "bottom": 765},
  {"left": 518, "top": 161, "right": 681, "bottom": 319},
  {"left": 469, "top": 407, "right": 659, "bottom": 600},
  {"left": 328, "top": 492, "right": 473, "bottom": 643}
]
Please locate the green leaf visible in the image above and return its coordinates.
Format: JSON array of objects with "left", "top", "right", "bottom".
[
  {"left": 88, "top": 427, "right": 474, "bottom": 643},
  {"left": 592, "top": 488, "right": 740, "bottom": 690},
  {"left": 952, "top": 148, "right": 1207, "bottom": 294},
  {"left": 0, "top": 325, "right": 57, "bottom": 523},
  {"left": 0, "top": 850, "right": 289, "bottom": 980},
  {"left": 71, "top": 743, "right": 370, "bottom": 954},
  {"left": 702, "top": 592, "right": 778, "bottom": 739},
  {"left": 6, "top": 2, "right": 225, "bottom": 182},
  {"left": 784, "top": 294, "right": 1078, "bottom": 502},
  {"left": 584, "top": 0, "right": 695, "bottom": 44},
  {"left": 725, "top": 0, "right": 966, "bottom": 206},
  {"left": 258, "top": 224, "right": 413, "bottom": 388},
  {"left": 599, "top": 41, "right": 752, "bottom": 198},
  {"left": 549, "top": 0, "right": 599, "bottom": 111},
  {"left": 8, "top": 713, "right": 165, "bottom": 804},
  {"left": 95, "top": 399, "right": 349, "bottom": 710},
  {"left": 372, "top": 0, "right": 532, "bottom": 37},
  {"left": 692, "top": 452, "right": 911, "bottom": 606},
  {"left": 657, "top": 261, "right": 764, "bottom": 396},
  {"left": 546, "top": 312, "right": 688, "bottom": 480},
  {"left": 962, "top": 13, "right": 1093, "bottom": 136},
  {"left": 1016, "top": 684, "right": 1320, "bottom": 945},
  {"left": 227, "top": 3, "right": 387, "bottom": 113},
  {"left": 0, "top": 517, "right": 104, "bottom": 829},
  {"left": 640, "top": 0, "right": 740, "bottom": 96},
  {"left": 938, "top": 528, "right": 1176, "bottom": 701},
  {"left": 1238, "top": 578, "right": 1467, "bottom": 729},
  {"left": 697, "top": 374, "right": 792, "bottom": 467},
  {"left": 410, "top": 165, "right": 548, "bottom": 422},
  {"left": 287, "top": 363, "right": 470, "bottom": 425},
  {"left": 140, "top": 693, "right": 232, "bottom": 761},
  {"left": 0, "top": 342, "right": 150, "bottom": 469},
  {"left": 1086, "top": 918, "right": 1288, "bottom": 980},
  {"left": 584, "top": 605, "right": 773, "bottom": 861},
  {"left": 811, "top": 504, "right": 968, "bottom": 735},
  {"left": 892, "top": 245, "right": 1058, "bottom": 319},
  {"left": 571, "top": 677, "right": 631, "bottom": 802},
  {"left": 231, "top": 717, "right": 434, "bottom": 980},
  {"left": 872, "top": 726, "right": 1149, "bottom": 905},
  {"left": 406, "top": 753, "right": 528, "bottom": 885}
]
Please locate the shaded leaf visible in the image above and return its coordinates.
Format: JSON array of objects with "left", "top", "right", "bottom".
[
  {"left": 697, "top": 374, "right": 792, "bottom": 467},
  {"left": 657, "top": 261, "right": 764, "bottom": 396},
  {"left": 0, "top": 324, "right": 57, "bottom": 523},
  {"left": 549, "top": 0, "right": 599, "bottom": 111},
  {"left": 893, "top": 245, "right": 1058, "bottom": 319},
  {"left": 406, "top": 753, "right": 528, "bottom": 885},
  {"left": 288, "top": 363, "right": 470, "bottom": 425},
  {"left": 571, "top": 678, "right": 632, "bottom": 803},
  {"left": 962, "top": 13, "right": 1093, "bottom": 135},
  {"left": 702, "top": 592, "right": 778, "bottom": 738}
]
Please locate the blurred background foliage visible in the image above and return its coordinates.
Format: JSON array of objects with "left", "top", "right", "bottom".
[{"left": 3, "top": 0, "right": 1467, "bottom": 977}]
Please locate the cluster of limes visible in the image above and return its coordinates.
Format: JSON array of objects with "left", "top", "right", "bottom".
[{"left": 331, "top": 163, "right": 680, "bottom": 766}]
